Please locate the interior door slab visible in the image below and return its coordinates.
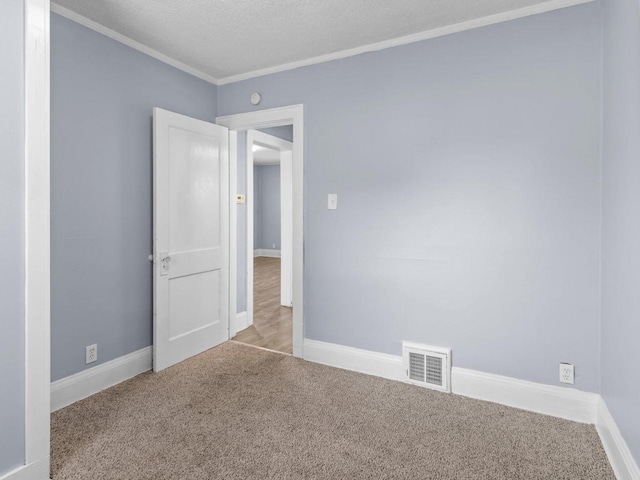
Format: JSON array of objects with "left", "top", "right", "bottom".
[{"left": 153, "top": 108, "right": 229, "bottom": 372}]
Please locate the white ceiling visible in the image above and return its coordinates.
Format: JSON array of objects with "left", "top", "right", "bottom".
[{"left": 51, "top": 0, "right": 587, "bottom": 84}]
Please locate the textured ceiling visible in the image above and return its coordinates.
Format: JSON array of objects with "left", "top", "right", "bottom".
[{"left": 52, "top": 0, "right": 567, "bottom": 82}]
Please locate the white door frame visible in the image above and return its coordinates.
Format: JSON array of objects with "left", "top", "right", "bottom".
[
  {"left": 19, "top": 0, "right": 52, "bottom": 478},
  {"left": 246, "top": 130, "right": 294, "bottom": 322},
  {"left": 217, "top": 105, "right": 304, "bottom": 358}
]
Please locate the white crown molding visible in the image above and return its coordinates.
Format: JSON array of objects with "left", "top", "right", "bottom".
[
  {"left": 597, "top": 398, "right": 640, "bottom": 480},
  {"left": 217, "top": 0, "right": 595, "bottom": 85},
  {"left": 53, "top": 0, "right": 592, "bottom": 88},
  {"left": 50, "top": 3, "right": 220, "bottom": 85},
  {"left": 0, "top": 457, "right": 49, "bottom": 480},
  {"left": 50, "top": 347, "right": 152, "bottom": 412}
]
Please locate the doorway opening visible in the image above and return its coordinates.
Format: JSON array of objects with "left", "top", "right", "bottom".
[
  {"left": 216, "top": 105, "right": 304, "bottom": 358},
  {"left": 232, "top": 128, "right": 293, "bottom": 354}
]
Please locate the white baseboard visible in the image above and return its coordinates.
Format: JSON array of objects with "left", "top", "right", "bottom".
[
  {"left": 303, "top": 339, "right": 640, "bottom": 476},
  {"left": 39, "top": 337, "right": 638, "bottom": 480},
  {"left": 0, "top": 457, "right": 49, "bottom": 480},
  {"left": 303, "top": 339, "right": 404, "bottom": 381},
  {"left": 302, "top": 339, "right": 597, "bottom": 423},
  {"left": 597, "top": 398, "right": 640, "bottom": 480},
  {"left": 254, "top": 248, "right": 281, "bottom": 258},
  {"left": 51, "top": 346, "right": 152, "bottom": 412},
  {"left": 452, "top": 367, "right": 598, "bottom": 424}
]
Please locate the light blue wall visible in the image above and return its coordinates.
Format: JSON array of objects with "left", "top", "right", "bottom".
[
  {"left": 601, "top": 0, "right": 640, "bottom": 464},
  {"left": 219, "top": 3, "right": 603, "bottom": 392},
  {"left": 254, "top": 165, "right": 282, "bottom": 250},
  {"left": 259, "top": 125, "right": 294, "bottom": 142},
  {"left": 0, "top": 0, "right": 25, "bottom": 474},
  {"left": 51, "top": 13, "right": 218, "bottom": 381}
]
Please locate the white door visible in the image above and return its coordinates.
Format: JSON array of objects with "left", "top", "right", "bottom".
[{"left": 153, "top": 108, "right": 229, "bottom": 372}]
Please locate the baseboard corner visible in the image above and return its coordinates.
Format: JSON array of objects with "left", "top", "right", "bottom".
[
  {"left": 597, "top": 397, "right": 640, "bottom": 480},
  {"left": 0, "top": 456, "right": 49, "bottom": 480}
]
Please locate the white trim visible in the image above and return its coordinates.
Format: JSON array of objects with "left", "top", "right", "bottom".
[
  {"left": 24, "top": 0, "right": 51, "bottom": 470},
  {"left": 50, "top": 3, "right": 219, "bottom": 85},
  {"left": 216, "top": 0, "right": 595, "bottom": 85},
  {"left": 452, "top": 367, "right": 598, "bottom": 424},
  {"left": 51, "top": 0, "right": 594, "bottom": 89},
  {"left": 50, "top": 347, "right": 152, "bottom": 412},
  {"left": 597, "top": 398, "right": 640, "bottom": 480},
  {"left": 228, "top": 131, "right": 238, "bottom": 337},
  {"left": 245, "top": 132, "right": 255, "bottom": 327},
  {"left": 50, "top": 0, "right": 592, "bottom": 87},
  {"left": 217, "top": 105, "right": 304, "bottom": 358},
  {"left": 254, "top": 249, "right": 281, "bottom": 258},
  {"left": 279, "top": 150, "right": 293, "bottom": 307},
  {"left": 302, "top": 339, "right": 598, "bottom": 424},
  {"left": 304, "top": 339, "right": 404, "bottom": 381},
  {"left": 234, "top": 311, "right": 249, "bottom": 333},
  {"left": 0, "top": 457, "right": 49, "bottom": 480}
]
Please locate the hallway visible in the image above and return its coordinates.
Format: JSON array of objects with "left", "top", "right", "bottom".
[{"left": 233, "top": 256, "right": 292, "bottom": 354}]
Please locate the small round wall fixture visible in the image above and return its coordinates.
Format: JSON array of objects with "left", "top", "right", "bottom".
[{"left": 250, "top": 92, "right": 262, "bottom": 105}]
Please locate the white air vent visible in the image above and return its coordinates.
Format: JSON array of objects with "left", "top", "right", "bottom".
[{"left": 402, "top": 342, "right": 451, "bottom": 393}]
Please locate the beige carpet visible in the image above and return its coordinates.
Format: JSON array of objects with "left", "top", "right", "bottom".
[{"left": 51, "top": 342, "right": 614, "bottom": 479}]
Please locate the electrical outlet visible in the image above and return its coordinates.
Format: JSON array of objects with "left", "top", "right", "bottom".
[
  {"left": 86, "top": 344, "right": 98, "bottom": 364},
  {"left": 272, "top": 243, "right": 276, "bottom": 249},
  {"left": 559, "top": 363, "right": 574, "bottom": 384}
]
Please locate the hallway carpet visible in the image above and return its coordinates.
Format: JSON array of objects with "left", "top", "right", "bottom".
[{"left": 51, "top": 342, "right": 614, "bottom": 479}]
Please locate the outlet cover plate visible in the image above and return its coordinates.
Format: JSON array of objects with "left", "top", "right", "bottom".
[
  {"left": 559, "top": 363, "right": 574, "bottom": 384},
  {"left": 86, "top": 344, "right": 98, "bottom": 364}
]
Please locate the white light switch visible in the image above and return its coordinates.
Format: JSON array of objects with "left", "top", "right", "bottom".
[{"left": 328, "top": 194, "right": 338, "bottom": 210}]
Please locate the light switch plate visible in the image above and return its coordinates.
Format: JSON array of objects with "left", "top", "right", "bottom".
[{"left": 328, "top": 194, "right": 338, "bottom": 210}]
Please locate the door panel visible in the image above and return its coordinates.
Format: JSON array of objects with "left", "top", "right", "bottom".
[
  {"left": 153, "top": 108, "right": 229, "bottom": 372},
  {"left": 168, "top": 128, "right": 221, "bottom": 252},
  {"left": 168, "top": 271, "right": 220, "bottom": 340}
]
